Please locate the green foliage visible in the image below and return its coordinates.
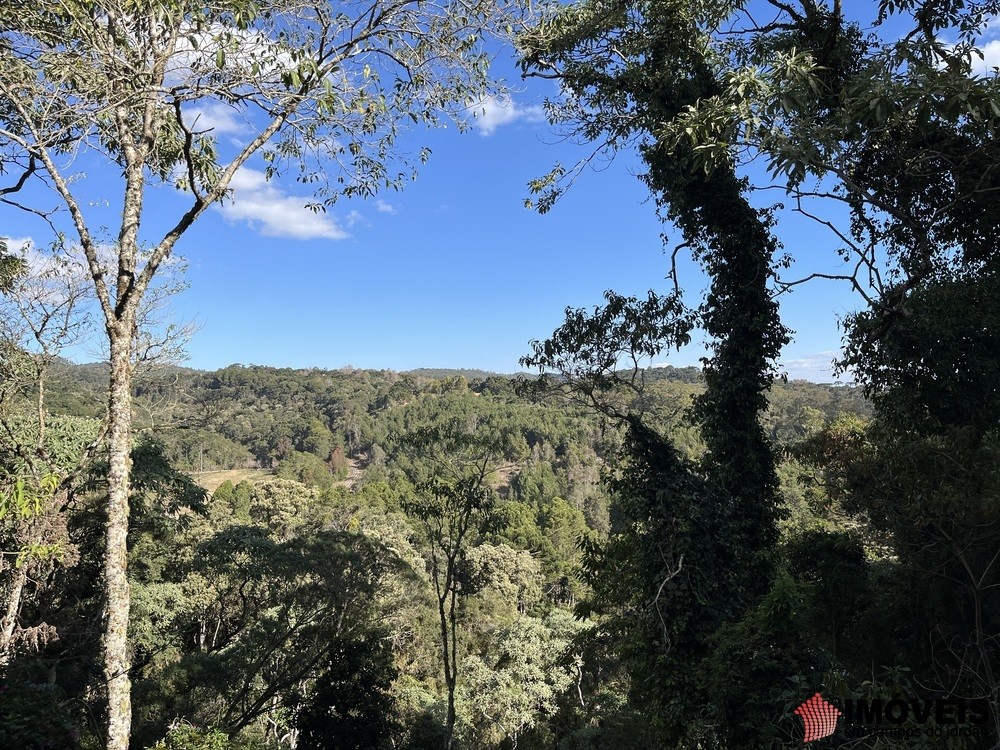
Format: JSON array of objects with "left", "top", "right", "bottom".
[
  {"left": 296, "top": 418, "right": 336, "bottom": 460},
  {"left": 659, "top": 153, "right": 789, "bottom": 602},
  {"left": 463, "top": 543, "right": 543, "bottom": 617},
  {"left": 0, "top": 682, "right": 83, "bottom": 750},
  {"left": 0, "top": 245, "right": 25, "bottom": 293},
  {"left": 8, "top": 358, "right": 879, "bottom": 749},
  {"left": 537, "top": 497, "right": 590, "bottom": 600},
  {"left": 148, "top": 725, "right": 230, "bottom": 750},
  {"left": 512, "top": 461, "right": 565, "bottom": 505},
  {"left": 130, "top": 439, "right": 208, "bottom": 521},
  {"left": 296, "top": 634, "right": 399, "bottom": 750},
  {"left": 276, "top": 451, "right": 336, "bottom": 494},
  {"left": 492, "top": 500, "right": 547, "bottom": 549},
  {"left": 521, "top": 290, "right": 693, "bottom": 420},
  {"left": 0, "top": 474, "right": 58, "bottom": 521},
  {"left": 702, "top": 571, "right": 818, "bottom": 748},
  {"left": 148, "top": 723, "right": 268, "bottom": 750},
  {"left": 158, "top": 429, "right": 252, "bottom": 473},
  {"left": 797, "top": 264, "right": 1000, "bottom": 745},
  {"left": 579, "top": 422, "right": 734, "bottom": 745},
  {"left": 243, "top": 477, "right": 322, "bottom": 538},
  {"left": 135, "top": 522, "right": 408, "bottom": 740},
  {"left": 782, "top": 529, "right": 874, "bottom": 666},
  {"left": 458, "top": 615, "right": 581, "bottom": 748},
  {"left": 554, "top": 691, "right": 657, "bottom": 750},
  {"left": 1, "top": 413, "right": 102, "bottom": 473},
  {"left": 0, "top": 414, "right": 100, "bottom": 568},
  {"left": 845, "top": 265, "right": 1000, "bottom": 437}
]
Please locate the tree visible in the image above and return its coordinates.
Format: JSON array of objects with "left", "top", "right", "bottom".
[
  {"left": 128, "top": 477, "right": 410, "bottom": 745},
  {"left": 519, "top": 289, "right": 754, "bottom": 742},
  {"left": 0, "top": 240, "right": 96, "bottom": 463},
  {"left": 0, "top": 2, "right": 517, "bottom": 746},
  {"left": 536, "top": 497, "right": 589, "bottom": 604},
  {"left": 669, "top": 1, "right": 1000, "bottom": 310},
  {"left": 520, "top": 0, "right": 791, "bottom": 580},
  {"left": 518, "top": 4, "right": 1000, "bottom": 740},
  {"left": 276, "top": 450, "right": 337, "bottom": 495},
  {"left": 458, "top": 615, "right": 580, "bottom": 749},
  {"left": 463, "top": 543, "right": 543, "bottom": 619},
  {"left": 515, "top": 0, "right": 1000, "bottom": 506},
  {"left": 295, "top": 632, "right": 399, "bottom": 750},
  {"left": 523, "top": 0, "right": 1000, "bottom": 301},
  {"left": 401, "top": 419, "right": 519, "bottom": 749},
  {"left": 0, "top": 243, "right": 23, "bottom": 293},
  {"left": 810, "top": 265, "right": 1000, "bottom": 743},
  {"left": 519, "top": 156, "right": 787, "bottom": 746},
  {"left": 0, "top": 242, "right": 103, "bottom": 670}
]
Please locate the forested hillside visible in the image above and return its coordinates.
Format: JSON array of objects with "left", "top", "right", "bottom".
[
  {"left": 1, "top": 360, "right": 872, "bottom": 748},
  {"left": 2, "top": 1, "right": 999, "bottom": 748}
]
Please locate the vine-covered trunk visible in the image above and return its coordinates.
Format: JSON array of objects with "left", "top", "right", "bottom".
[
  {"left": 682, "top": 168, "right": 786, "bottom": 593},
  {"left": 642, "top": 74, "right": 787, "bottom": 599},
  {"left": 104, "top": 320, "right": 134, "bottom": 750}
]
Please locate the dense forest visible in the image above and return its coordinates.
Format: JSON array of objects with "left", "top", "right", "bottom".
[
  {"left": 2, "top": 0, "right": 999, "bottom": 749},
  {"left": 2, "top": 359, "right": 875, "bottom": 748}
]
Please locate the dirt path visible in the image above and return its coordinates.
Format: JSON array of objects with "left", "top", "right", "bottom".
[{"left": 191, "top": 468, "right": 271, "bottom": 494}]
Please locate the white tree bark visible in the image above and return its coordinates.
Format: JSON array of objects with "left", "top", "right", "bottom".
[
  {"left": 0, "top": 564, "right": 27, "bottom": 669},
  {"left": 104, "top": 319, "right": 135, "bottom": 750},
  {"left": 0, "top": 4, "right": 516, "bottom": 746}
]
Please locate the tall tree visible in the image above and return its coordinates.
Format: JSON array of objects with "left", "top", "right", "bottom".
[
  {"left": 0, "top": 2, "right": 516, "bottom": 747},
  {"left": 524, "top": 0, "right": 1000, "bottom": 316},
  {"left": 0, "top": 244, "right": 103, "bottom": 671},
  {"left": 401, "top": 418, "right": 519, "bottom": 749},
  {"left": 518, "top": 0, "right": 788, "bottom": 624},
  {"left": 519, "top": 2, "right": 1000, "bottom": 743},
  {"left": 828, "top": 264, "right": 1000, "bottom": 743},
  {"left": 521, "top": 287, "right": 789, "bottom": 744},
  {"left": 516, "top": 0, "right": 1000, "bottom": 614}
]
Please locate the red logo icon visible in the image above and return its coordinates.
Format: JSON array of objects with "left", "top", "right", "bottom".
[{"left": 794, "top": 692, "right": 841, "bottom": 742}]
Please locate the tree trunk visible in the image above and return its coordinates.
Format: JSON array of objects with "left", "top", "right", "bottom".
[
  {"left": 438, "top": 586, "right": 456, "bottom": 750},
  {"left": 445, "top": 660, "right": 456, "bottom": 750},
  {"left": 0, "top": 564, "right": 27, "bottom": 668},
  {"left": 104, "top": 322, "right": 134, "bottom": 750},
  {"left": 447, "top": 584, "right": 458, "bottom": 750}
]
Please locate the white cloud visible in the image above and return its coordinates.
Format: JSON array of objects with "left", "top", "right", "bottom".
[
  {"left": 375, "top": 199, "right": 397, "bottom": 214},
  {"left": 780, "top": 351, "right": 845, "bottom": 382},
  {"left": 472, "top": 95, "right": 546, "bottom": 136},
  {"left": 0, "top": 236, "right": 94, "bottom": 339},
  {"left": 2, "top": 236, "right": 35, "bottom": 255},
  {"left": 166, "top": 23, "right": 298, "bottom": 85},
  {"left": 3, "top": 236, "right": 87, "bottom": 276},
  {"left": 184, "top": 101, "right": 249, "bottom": 136},
  {"left": 936, "top": 18, "right": 1000, "bottom": 75},
  {"left": 971, "top": 39, "right": 1000, "bottom": 74},
  {"left": 216, "top": 168, "right": 348, "bottom": 240},
  {"left": 0, "top": 236, "right": 176, "bottom": 282}
]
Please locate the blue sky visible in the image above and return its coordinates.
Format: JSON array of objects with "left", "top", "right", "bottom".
[
  {"left": 16, "top": 7, "right": 997, "bottom": 383},
  {"left": 175, "top": 75, "right": 858, "bottom": 382},
  {"left": 173, "top": 105, "right": 856, "bottom": 381},
  {"left": 0, "top": 69, "right": 860, "bottom": 382}
]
